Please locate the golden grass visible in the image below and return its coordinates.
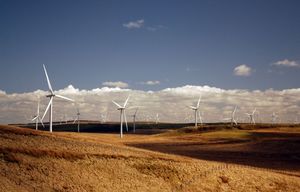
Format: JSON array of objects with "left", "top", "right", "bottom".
[{"left": 0, "top": 125, "right": 300, "bottom": 192}]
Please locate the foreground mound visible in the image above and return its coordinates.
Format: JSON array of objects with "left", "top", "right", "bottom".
[{"left": 0, "top": 125, "right": 299, "bottom": 192}]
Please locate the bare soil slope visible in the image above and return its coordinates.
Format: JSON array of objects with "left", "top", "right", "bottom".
[{"left": 0, "top": 125, "right": 299, "bottom": 192}]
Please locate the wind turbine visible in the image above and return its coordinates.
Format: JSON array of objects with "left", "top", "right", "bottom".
[
  {"left": 73, "top": 106, "right": 80, "bottom": 132},
  {"left": 223, "top": 106, "right": 238, "bottom": 126},
  {"left": 100, "top": 114, "right": 106, "bottom": 123},
  {"left": 294, "top": 116, "right": 299, "bottom": 124},
  {"left": 132, "top": 108, "right": 138, "bottom": 133},
  {"left": 188, "top": 95, "right": 202, "bottom": 127},
  {"left": 112, "top": 96, "right": 130, "bottom": 138},
  {"left": 31, "top": 97, "right": 44, "bottom": 130},
  {"left": 155, "top": 113, "right": 159, "bottom": 125},
  {"left": 271, "top": 112, "right": 278, "bottom": 124},
  {"left": 246, "top": 108, "right": 256, "bottom": 124},
  {"left": 41, "top": 64, "right": 74, "bottom": 132}
]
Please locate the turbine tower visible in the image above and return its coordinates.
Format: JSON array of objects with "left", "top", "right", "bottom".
[
  {"left": 73, "top": 106, "right": 80, "bottom": 132},
  {"left": 223, "top": 106, "right": 238, "bottom": 126},
  {"left": 112, "top": 96, "right": 130, "bottom": 138},
  {"left": 41, "top": 64, "right": 74, "bottom": 132},
  {"left": 188, "top": 95, "right": 202, "bottom": 127},
  {"left": 132, "top": 108, "right": 138, "bottom": 133},
  {"left": 246, "top": 108, "right": 256, "bottom": 124},
  {"left": 31, "top": 97, "right": 44, "bottom": 130}
]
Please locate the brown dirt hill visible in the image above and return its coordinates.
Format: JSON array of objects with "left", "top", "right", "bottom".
[{"left": 0, "top": 125, "right": 299, "bottom": 192}]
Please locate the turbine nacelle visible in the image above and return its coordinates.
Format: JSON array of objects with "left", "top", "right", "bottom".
[
  {"left": 46, "top": 94, "right": 55, "bottom": 98},
  {"left": 189, "top": 106, "right": 198, "bottom": 110}
]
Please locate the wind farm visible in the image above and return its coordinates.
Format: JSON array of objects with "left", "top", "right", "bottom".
[{"left": 1, "top": 1, "right": 300, "bottom": 191}]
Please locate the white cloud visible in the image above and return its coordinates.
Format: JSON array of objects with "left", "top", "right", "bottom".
[
  {"left": 0, "top": 90, "right": 6, "bottom": 95},
  {"left": 146, "top": 27, "right": 157, "bottom": 31},
  {"left": 1, "top": 85, "right": 300, "bottom": 124},
  {"left": 234, "top": 64, "right": 252, "bottom": 76},
  {"left": 146, "top": 25, "right": 166, "bottom": 32},
  {"left": 162, "top": 85, "right": 224, "bottom": 95},
  {"left": 91, "top": 87, "right": 130, "bottom": 93},
  {"left": 123, "top": 19, "right": 144, "bottom": 29},
  {"left": 56, "top": 85, "right": 79, "bottom": 95},
  {"left": 140, "top": 81, "right": 160, "bottom": 85},
  {"left": 102, "top": 81, "right": 129, "bottom": 88},
  {"left": 273, "top": 59, "right": 299, "bottom": 67}
]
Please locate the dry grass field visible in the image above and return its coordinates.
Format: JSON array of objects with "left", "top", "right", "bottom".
[{"left": 0, "top": 124, "right": 300, "bottom": 192}]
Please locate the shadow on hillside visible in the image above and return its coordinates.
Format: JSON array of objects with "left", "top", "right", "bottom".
[
  {"left": 128, "top": 131, "right": 300, "bottom": 172},
  {"left": 19, "top": 123, "right": 192, "bottom": 135}
]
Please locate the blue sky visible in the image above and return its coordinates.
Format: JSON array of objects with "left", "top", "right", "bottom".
[{"left": 1, "top": 0, "right": 300, "bottom": 93}]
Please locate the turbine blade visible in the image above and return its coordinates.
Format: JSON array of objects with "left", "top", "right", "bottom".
[
  {"left": 112, "top": 100, "right": 122, "bottom": 108},
  {"left": 198, "top": 111, "right": 202, "bottom": 124},
  {"left": 56, "top": 94, "right": 74, "bottom": 102},
  {"left": 73, "top": 118, "right": 78, "bottom": 124},
  {"left": 38, "top": 117, "right": 45, "bottom": 127},
  {"left": 124, "top": 95, "right": 130, "bottom": 107},
  {"left": 32, "top": 116, "right": 38, "bottom": 121},
  {"left": 234, "top": 119, "right": 237, "bottom": 125},
  {"left": 42, "top": 97, "right": 53, "bottom": 121},
  {"left": 43, "top": 64, "right": 53, "bottom": 93},
  {"left": 252, "top": 108, "right": 256, "bottom": 115},
  {"left": 233, "top": 106, "right": 237, "bottom": 114},
  {"left": 197, "top": 95, "right": 202, "bottom": 108}
]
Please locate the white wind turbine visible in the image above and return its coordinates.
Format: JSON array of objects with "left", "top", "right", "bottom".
[
  {"left": 246, "top": 108, "right": 256, "bottom": 124},
  {"left": 112, "top": 96, "right": 130, "bottom": 138},
  {"left": 73, "top": 106, "right": 80, "bottom": 132},
  {"left": 31, "top": 97, "right": 44, "bottom": 130},
  {"left": 294, "top": 116, "right": 299, "bottom": 124},
  {"left": 271, "top": 112, "right": 278, "bottom": 124},
  {"left": 188, "top": 96, "right": 203, "bottom": 127},
  {"left": 100, "top": 114, "right": 106, "bottom": 123},
  {"left": 132, "top": 108, "right": 138, "bottom": 133},
  {"left": 155, "top": 113, "right": 159, "bottom": 125},
  {"left": 223, "top": 106, "right": 238, "bottom": 126},
  {"left": 41, "top": 64, "right": 74, "bottom": 132}
]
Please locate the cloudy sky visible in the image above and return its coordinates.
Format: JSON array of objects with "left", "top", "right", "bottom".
[{"left": 0, "top": 0, "right": 299, "bottom": 124}]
